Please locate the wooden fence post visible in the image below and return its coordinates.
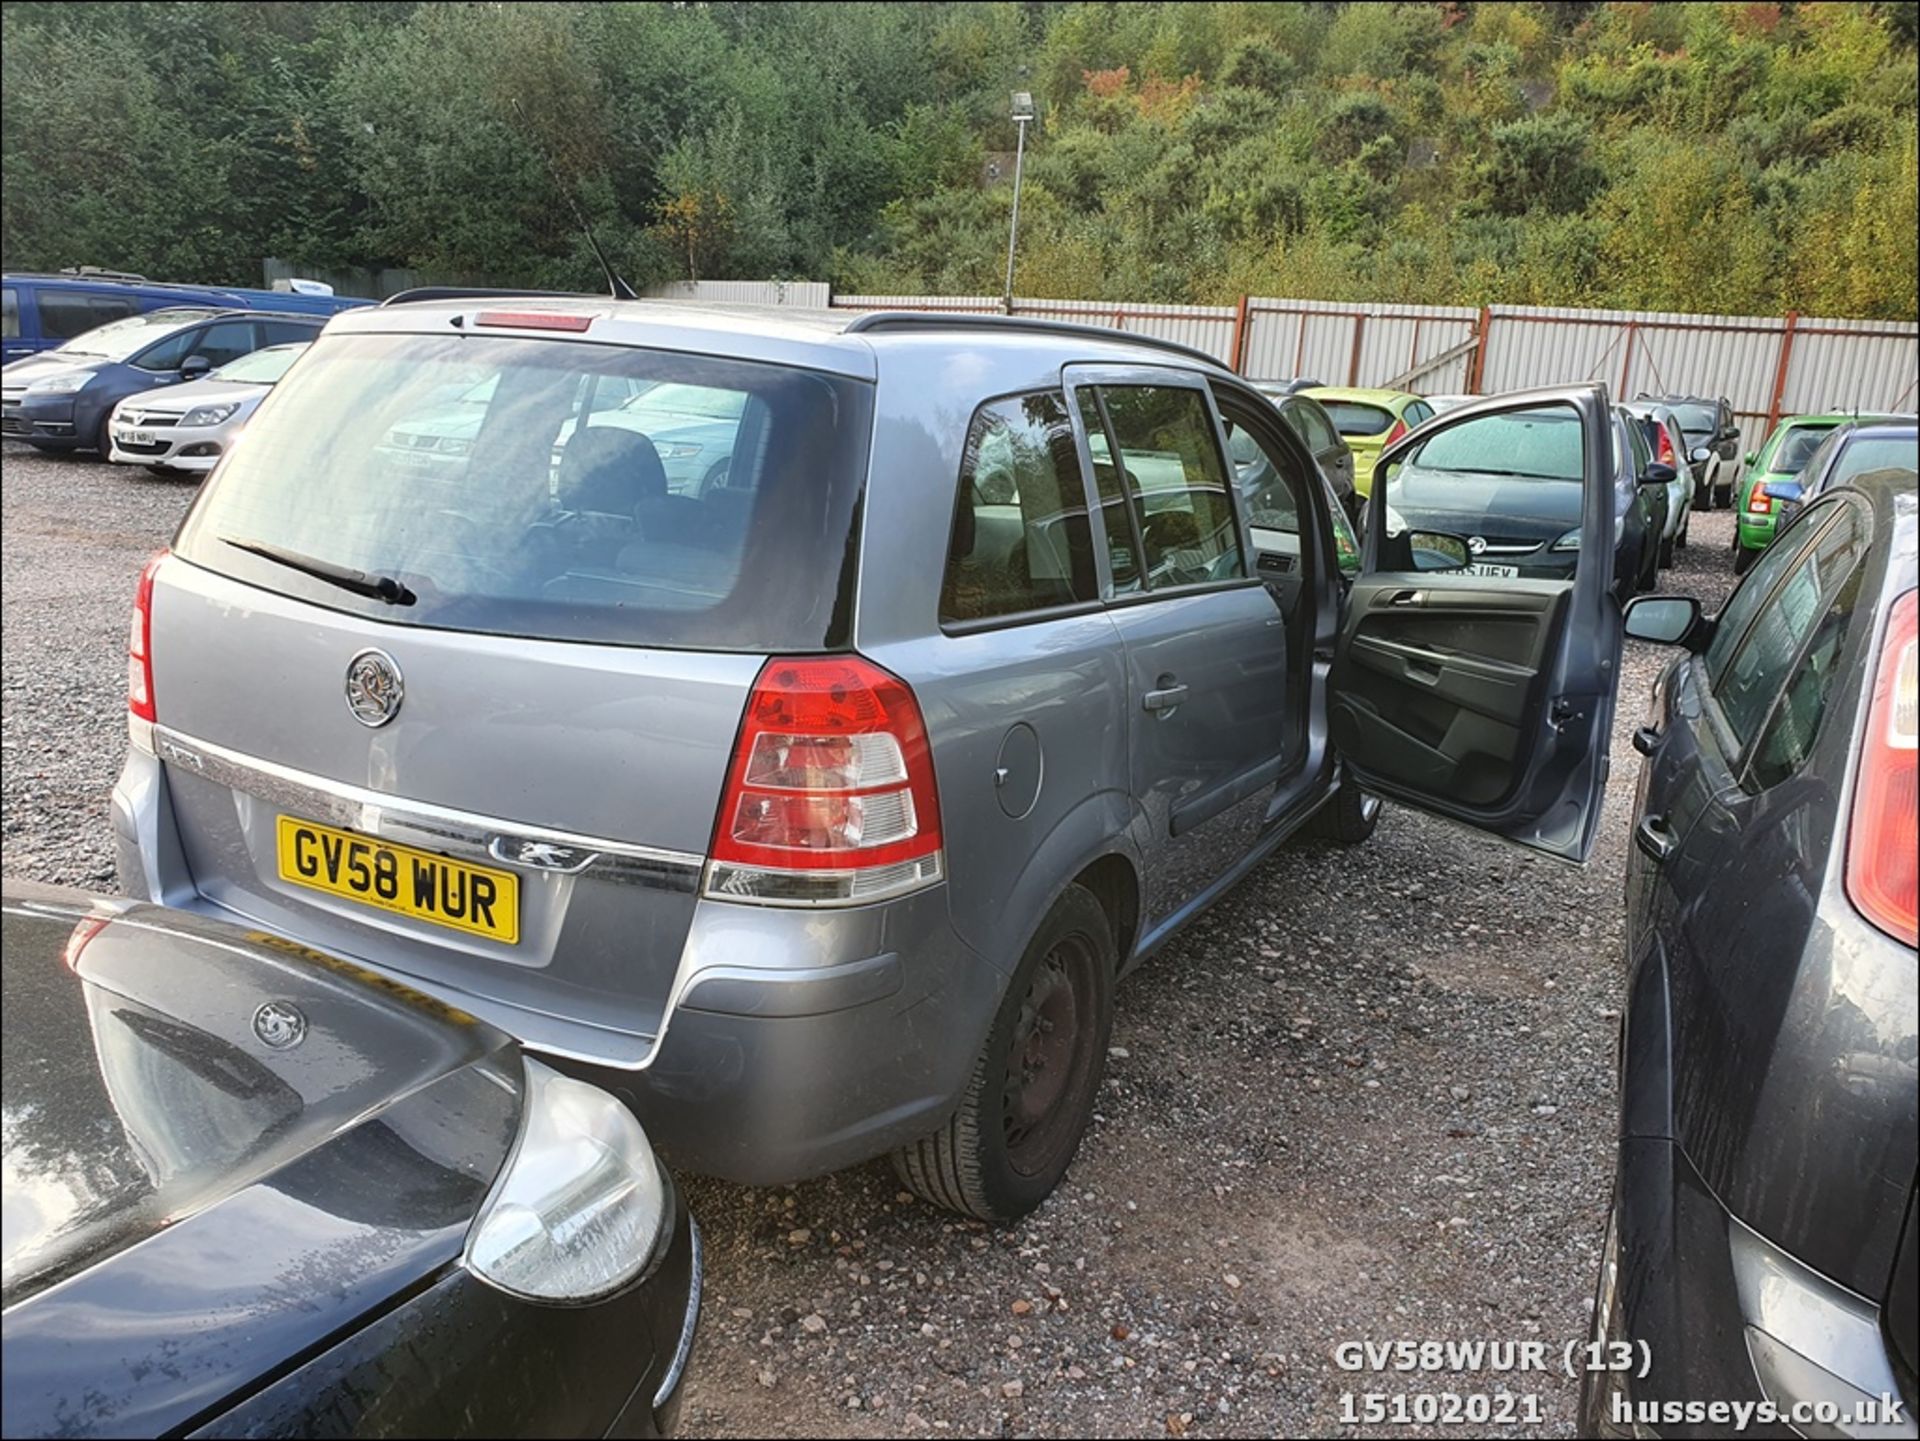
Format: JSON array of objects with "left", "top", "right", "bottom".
[
  {"left": 1468, "top": 306, "right": 1492, "bottom": 394},
  {"left": 1347, "top": 314, "right": 1367, "bottom": 386},
  {"left": 1229, "top": 294, "right": 1251, "bottom": 375}
]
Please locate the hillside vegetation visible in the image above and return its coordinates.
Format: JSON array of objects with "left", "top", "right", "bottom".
[{"left": 3, "top": 2, "right": 1915, "bottom": 317}]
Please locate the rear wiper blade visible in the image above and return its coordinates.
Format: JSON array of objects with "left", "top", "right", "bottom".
[{"left": 219, "top": 536, "right": 416, "bottom": 605}]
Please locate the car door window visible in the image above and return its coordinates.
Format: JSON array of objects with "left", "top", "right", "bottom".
[
  {"left": 1708, "top": 502, "right": 1865, "bottom": 747},
  {"left": 190, "top": 321, "right": 258, "bottom": 370},
  {"left": 1405, "top": 401, "right": 1433, "bottom": 427},
  {"left": 940, "top": 391, "right": 1098, "bottom": 626},
  {"left": 2, "top": 287, "right": 17, "bottom": 339},
  {"left": 1747, "top": 564, "right": 1867, "bottom": 789},
  {"left": 1086, "top": 385, "right": 1244, "bottom": 590},
  {"left": 1286, "top": 398, "right": 1340, "bottom": 457},
  {"left": 1076, "top": 392, "right": 1146, "bottom": 596},
  {"left": 37, "top": 292, "right": 137, "bottom": 340},
  {"left": 260, "top": 320, "right": 319, "bottom": 347},
  {"left": 131, "top": 326, "right": 199, "bottom": 372}
]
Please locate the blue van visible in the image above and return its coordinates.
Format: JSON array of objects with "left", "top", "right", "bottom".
[{"left": 1, "top": 269, "right": 368, "bottom": 363}]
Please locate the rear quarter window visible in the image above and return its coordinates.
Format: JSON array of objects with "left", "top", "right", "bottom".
[{"left": 173, "top": 331, "right": 873, "bottom": 652}]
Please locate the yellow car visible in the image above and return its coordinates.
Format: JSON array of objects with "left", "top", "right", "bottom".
[{"left": 1302, "top": 387, "right": 1438, "bottom": 497}]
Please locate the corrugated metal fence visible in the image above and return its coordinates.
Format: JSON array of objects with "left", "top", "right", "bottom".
[{"left": 836, "top": 291, "right": 1918, "bottom": 454}]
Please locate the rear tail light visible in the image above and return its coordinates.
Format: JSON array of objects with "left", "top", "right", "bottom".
[
  {"left": 705, "top": 656, "right": 944, "bottom": 906},
  {"left": 61, "top": 915, "right": 112, "bottom": 971},
  {"left": 127, "top": 550, "right": 167, "bottom": 745},
  {"left": 1657, "top": 427, "right": 1676, "bottom": 466},
  {"left": 1382, "top": 418, "right": 1408, "bottom": 448},
  {"left": 1748, "top": 490, "right": 1775, "bottom": 514},
  {"left": 1846, "top": 590, "right": 1918, "bottom": 948},
  {"left": 473, "top": 310, "right": 594, "bottom": 333}
]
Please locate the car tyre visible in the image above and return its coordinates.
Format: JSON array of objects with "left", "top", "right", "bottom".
[
  {"left": 94, "top": 413, "right": 115, "bottom": 458},
  {"left": 1732, "top": 543, "right": 1757, "bottom": 576},
  {"left": 892, "top": 884, "right": 1115, "bottom": 1222},
  {"left": 1658, "top": 531, "right": 1675, "bottom": 569},
  {"left": 1300, "top": 779, "right": 1381, "bottom": 844}
]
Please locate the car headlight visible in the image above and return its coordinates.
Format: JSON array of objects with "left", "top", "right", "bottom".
[
  {"left": 27, "top": 372, "right": 91, "bottom": 394},
  {"left": 658, "top": 442, "right": 702, "bottom": 459},
  {"left": 180, "top": 402, "right": 241, "bottom": 428},
  {"left": 463, "top": 1057, "right": 669, "bottom": 1303},
  {"left": 1551, "top": 528, "right": 1581, "bottom": 552}
]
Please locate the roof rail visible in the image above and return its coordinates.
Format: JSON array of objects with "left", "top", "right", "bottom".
[
  {"left": 842, "top": 311, "right": 1225, "bottom": 369},
  {"left": 60, "top": 265, "right": 150, "bottom": 282},
  {"left": 382, "top": 286, "right": 600, "bottom": 307}
]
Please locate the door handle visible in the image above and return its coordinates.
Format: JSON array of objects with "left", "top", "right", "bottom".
[
  {"left": 1142, "top": 682, "right": 1190, "bottom": 713},
  {"left": 1632, "top": 724, "right": 1661, "bottom": 757},
  {"left": 1634, "top": 814, "right": 1676, "bottom": 864}
]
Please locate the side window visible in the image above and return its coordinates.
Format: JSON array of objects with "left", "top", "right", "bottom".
[
  {"left": 1226, "top": 409, "right": 1359, "bottom": 579},
  {"left": 1748, "top": 566, "right": 1866, "bottom": 789},
  {"left": 1405, "top": 400, "right": 1433, "bottom": 427},
  {"left": 1709, "top": 503, "right": 1865, "bottom": 747},
  {"left": 260, "top": 320, "right": 319, "bottom": 347},
  {"left": 940, "top": 391, "right": 1098, "bottom": 626},
  {"left": 131, "top": 327, "right": 198, "bottom": 372},
  {"left": 2, "top": 287, "right": 17, "bottom": 339},
  {"left": 38, "top": 292, "right": 137, "bottom": 340},
  {"left": 1287, "top": 398, "right": 1339, "bottom": 455},
  {"left": 1093, "top": 385, "right": 1245, "bottom": 589},
  {"left": 190, "top": 320, "right": 258, "bottom": 369},
  {"left": 1076, "top": 391, "right": 1145, "bottom": 595}
]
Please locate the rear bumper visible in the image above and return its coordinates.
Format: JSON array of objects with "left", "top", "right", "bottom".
[
  {"left": 1736, "top": 512, "right": 1777, "bottom": 550},
  {"left": 113, "top": 744, "right": 1001, "bottom": 1185},
  {"left": 190, "top": 1194, "right": 701, "bottom": 1439},
  {"left": 1581, "top": 1139, "right": 1915, "bottom": 1438}
]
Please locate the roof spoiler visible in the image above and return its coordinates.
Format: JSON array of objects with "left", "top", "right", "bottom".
[{"left": 842, "top": 311, "right": 1224, "bottom": 369}]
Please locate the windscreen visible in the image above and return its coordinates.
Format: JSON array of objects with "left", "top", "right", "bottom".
[
  {"left": 1320, "top": 401, "right": 1393, "bottom": 437},
  {"left": 1405, "top": 409, "right": 1582, "bottom": 481},
  {"left": 53, "top": 308, "right": 213, "bottom": 360},
  {"left": 1673, "top": 402, "right": 1717, "bottom": 438},
  {"left": 1832, "top": 433, "right": 1920, "bottom": 485},
  {"left": 173, "top": 331, "right": 872, "bottom": 650},
  {"left": 210, "top": 343, "right": 307, "bottom": 384}
]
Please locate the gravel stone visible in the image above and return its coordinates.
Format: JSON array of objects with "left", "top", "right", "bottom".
[{"left": 1, "top": 444, "right": 1745, "bottom": 1436}]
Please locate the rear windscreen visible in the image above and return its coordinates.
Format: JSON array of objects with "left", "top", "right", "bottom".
[
  {"left": 1319, "top": 401, "right": 1393, "bottom": 438},
  {"left": 174, "top": 331, "right": 872, "bottom": 650}
]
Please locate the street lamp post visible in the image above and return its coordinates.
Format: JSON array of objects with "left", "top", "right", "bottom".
[{"left": 1003, "top": 91, "right": 1034, "bottom": 316}]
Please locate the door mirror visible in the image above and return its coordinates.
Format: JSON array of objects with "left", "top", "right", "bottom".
[
  {"left": 1623, "top": 594, "right": 1704, "bottom": 649},
  {"left": 179, "top": 354, "right": 212, "bottom": 380},
  {"left": 1405, "top": 529, "right": 1471, "bottom": 571},
  {"left": 1744, "top": 450, "right": 1757, "bottom": 466},
  {"left": 1690, "top": 446, "right": 1711, "bottom": 464},
  {"left": 1761, "top": 480, "right": 1804, "bottom": 503},
  {"left": 1642, "top": 461, "right": 1678, "bottom": 486}
]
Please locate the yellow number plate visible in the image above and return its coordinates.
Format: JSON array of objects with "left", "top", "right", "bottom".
[{"left": 275, "top": 816, "right": 519, "bottom": 944}]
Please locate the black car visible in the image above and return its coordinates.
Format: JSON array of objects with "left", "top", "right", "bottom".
[
  {"left": 1639, "top": 392, "right": 1742, "bottom": 510},
  {"left": 1587, "top": 470, "right": 1918, "bottom": 1437},
  {"left": 1379, "top": 402, "right": 1667, "bottom": 598},
  {"left": 0, "top": 881, "right": 700, "bottom": 1439},
  {"left": 0, "top": 307, "right": 323, "bottom": 454}
]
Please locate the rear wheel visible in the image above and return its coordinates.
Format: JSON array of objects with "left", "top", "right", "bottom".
[
  {"left": 1658, "top": 531, "right": 1675, "bottom": 568},
  {"left": 1732, "top": 542, "right": 1757, "bottom": 575},
  {"left": 1300, "top": 778, "right": 1380, "bottom": 844},
  {"left": 892, "top": 884, "right": 1115, "bottom": 1222},
  {"left": 1676, "top": 505, "right": 1690, "bottom": 549}
]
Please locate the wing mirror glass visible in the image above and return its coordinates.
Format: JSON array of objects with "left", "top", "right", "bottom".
[
  {"left": 1406, "top": 529, "right": 1472, "bottom": 571},
  {"left": 1690, "top": 446, "right": 1711, "bottom": 464},
  {"left": 1623, "top": 594, "right": 1705, "bottom": 648},
  {"left": 1642, "top": 461, "right": 1678, "bottom": 485}
]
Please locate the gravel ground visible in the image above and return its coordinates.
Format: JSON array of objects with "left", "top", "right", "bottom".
[{"left": 1, "top": 442, "right": 1742, "bottom": 1438}]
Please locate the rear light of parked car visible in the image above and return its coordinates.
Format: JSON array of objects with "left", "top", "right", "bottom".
[
  {"left": 127, "top": 550, "right": 167, "bottom": 747},
  {"left": 1748, "top": 490, "right": 1775, "bottom": 514},
  {"left": 1382, "top": 418, "right": 1408, "bottom": 447},
  {"left": 1657, "top": 427, "right": 1677, "bottom": 466},
  {"left": 1846, "top": 590, "right": 1918, "bottom": 948},
  {"left": 705, "top": 656, "right": 944, "bottom": 906}
]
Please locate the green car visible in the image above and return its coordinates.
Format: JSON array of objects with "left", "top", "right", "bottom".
[{"left": 1735, "top": 413, "right": 1905, "bottom": 573}]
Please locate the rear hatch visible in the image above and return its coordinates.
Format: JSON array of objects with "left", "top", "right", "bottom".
[{"left": 150, "top": 320, "right": 872, "bottom": 1059}]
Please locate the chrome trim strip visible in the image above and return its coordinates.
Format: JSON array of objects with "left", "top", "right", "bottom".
[
  {"left": 154, "top": 725, "right": 704, "bottom": 892},
  {"left": 653, "top": 1217, "right": 702, "bottom": 1413}
]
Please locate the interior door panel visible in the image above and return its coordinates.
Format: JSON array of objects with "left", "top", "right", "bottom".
[
  {"left": 1332, "top": 385, "right": 1622, "bottom": 862},
  {"left": 1332, "top": 580, "right": 1569, "bottom": 807}
]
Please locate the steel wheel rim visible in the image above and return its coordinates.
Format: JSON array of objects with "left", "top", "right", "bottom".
[
  {"left": 1002, "top": 932, "right": 1101, "bottom": 1177},
  {"left": 1359, "top": 792, "right": 1382, "bottom": 824}
]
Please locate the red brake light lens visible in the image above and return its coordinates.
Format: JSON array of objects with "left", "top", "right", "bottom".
[
  {"left": 706, "top": 657, "right": 944, "bottom": 905},
  {"left": 1658, "top": 427, "right": 1676, "bottom": 466},
  {"left": 473, "top": 311, "right": 594, "bottom": 333},
  {"left": 128, "top": 550, "right": 167, "bottom": 724},
  {"left": 1748, "top": 490, "right": 1774, "bottom": 514},
  {"left": 1846, "top": 590, "right": 1918, "bottom": 948},
  {"left": 1383, "top": 418, "right": 1408, "bottom": 447}
]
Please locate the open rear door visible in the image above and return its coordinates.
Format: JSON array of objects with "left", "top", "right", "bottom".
[{"left": 1328, "top": 385, "right": 1623, "bottom": 862}]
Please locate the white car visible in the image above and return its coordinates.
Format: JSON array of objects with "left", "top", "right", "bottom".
[
  {"left": 1619, "top": 401, "right": 1695, "bottom": 565},
  {"left": 1422, "top": 393, "right": 1480, "bottom": 415},
  {"left": 107, "top": 342, "right": 308, "bottom": 474}
]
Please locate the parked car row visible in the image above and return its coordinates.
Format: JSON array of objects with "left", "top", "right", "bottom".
[{"left": 4, "top": 289, "right": 1913, "bottom": 1440}]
